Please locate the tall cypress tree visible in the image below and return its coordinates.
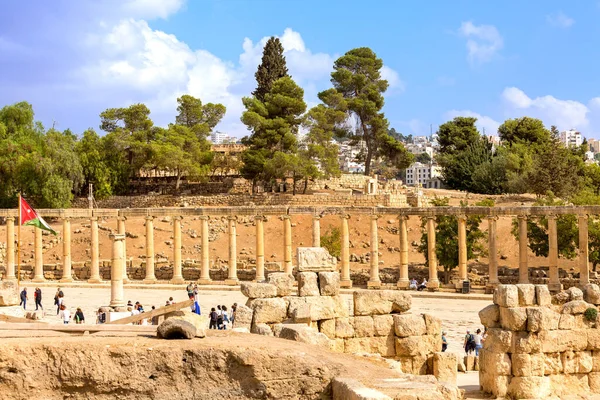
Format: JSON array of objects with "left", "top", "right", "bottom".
[{"left": 252, "top": 37, "right": 289, "bottom": 101}]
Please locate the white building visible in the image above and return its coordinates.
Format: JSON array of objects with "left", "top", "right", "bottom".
[
  {"left": 404, "top": 162, "right": 442, "bottom": 188},
  {"left": 560, "top": 129, "right": 582, "bottom": 148},
  {"left": 338, "top": 141, "right": 366, "bottom": 173},
  {"left": 210, "top": 131, "right": 237, "bottom": 144}
]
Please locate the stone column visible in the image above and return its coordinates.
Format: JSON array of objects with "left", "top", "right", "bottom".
[
  {"left": 312, "top": 215, "right": 321, "bottom": 247},
  {"left": 198, "top": 216, "right": 212, "bottom": 284},
  {"left": 143, "top": 216, "right": 157, "bottom": 284},
  {"left": 367, "top": 215, "right": 381, "bottom": 288},
  {"left": 255, "top": 216, "right": 266, "bottom": 282},
  {"left": 397, "top": 215, "right": 409, "bottom": 289},
  {"left": 487, "top": 216, "right": 500, "bottom": 290},
  {"left": 547, "top": 215, "right": 561, "bottom": 292},
  {"left": 225, "top": 216, "right": 239, "bottom": 285},
  {"left": 340, "top": 214, "right": 352, "bottom": 288},
  {"left": 457, "top": 215, "right": 468, "bottom": 286},
  {"left": 117, "top": 217, "right": 130, "bottom": 283},
  {"left": 426, "top": 217, "right": 440, "bottom": 290},
  {"left": 171, "top": 216, "right": 184, "bottom": 284},
  {"left": 283, "top": 215, "right": 293, "bottom": 274},
  {"left": 60, "top": 217, "right": 73, "bottom": 282},
  {"left": 5, "top": 217, "right": 15, "bottom": 280},
  {"left": 109, "top": 233, "right": 126, "bottom": 308},
  {"left": 32, "top": 227, "right": 45, "bottom": 282},
  {"left": 88, "top": 217, "right": 102, "bottom": 283},
  {"left": 579, "top": 214, "right": 590, "bottom": 286},
  {"left": 518, "top": 215, "right": 529, "bottom": 284}
]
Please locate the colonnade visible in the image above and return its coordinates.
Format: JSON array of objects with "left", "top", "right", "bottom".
[{"left": 1, "top": 206, "right": 596, "bottom": 291}]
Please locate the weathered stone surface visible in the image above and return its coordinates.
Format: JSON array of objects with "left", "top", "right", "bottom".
[
  {"left": 330, "top": 338, "right": 345, "bottom": 354},
  {"left": 251, "top": 323, "right": 273, "bottom": 336},
  {"left": 0, "top": 281, "right": 19, "bottom": 306},
  {"left": 526, "top": 306, "right": 560, "bottom": 332},
  {"left": 393, "top": 314, "right": 426, "bottom": 338},
  {"left": 540, "top": 329, "right": 588, "bottom": 353},
  {"left": 516, "top": 284, "right": 536, "bottom": 306},
  {"left": 291, "top": 303, "right": 311, "bottom": 324},
  {"left": 305, "top": 296, "right": 336, "bottom": 321},
  {"left": 373, "top": 315, "right": 394, "bottom": 337},
  {"left": 285, "top": 296, "right": 307, "bottom": 317},
  {"left": 551, "top": 374, "right": 590, "bottom": 397},
  {"left": 507, "top": 376, "right": 551, "bottom": 399},
  {"left": 479, "top": 304, "right": 500, "bottom": 328},
  {"left": 559, "top": 313, "right": 576, "bottom": 330},
  {"left": 591, "top": 372, "right": 600, "bottom": 394},
  {"left": 344, "top": 336, "right": 396, "bottom": 357},
  {"left": 240, "top": 282, "right": 277, "bottom": 299},
  {"left": 511, "top": 353, "right": 544, "bottom": 377},
  {"left": 353, "top": 290, "right": 411, "bottom": 316},
  {"left": 318, "top": 272, "right": 340, "bottom": 296},
  {"left": 479, "top": 351, "right": 511, "bottom": 375},
  {"left": 480, "top": 373, "right": 510, "bottom": 398},
  {"left": 164, "top": 311, "right": 207, "bottom": 338},
  {"left": 594, "top": 351, "right": 600, "bottom": 372},
  {"left": 553, "top": 290, "right": 571, "bottom": 305},
  {"left": 562, "top": 300, "right": 594, "bottom": 315},
  {"left": 535, "top": 285, "right": 552, "bottom": 306},
  {"left": 584, "top": 284, "right": 600, "bottom": 306},
  {"left": 267, "top": 273, "right": 294, "bottom": 297},
  {"left": 0, "top": 306, "right": 25, "bottom": 319},
  {"left": 232, "top": 305, "right": 253, "bottom": 330},
  {"left": 331, "top": 295, "right": 350, "bottom": 318},
  {"left": 424, "top": 314, "right": 441, "bottom": 336},
  {"left": 335, "top": 318, "right": 355, "bottom": 338},
  {"left": 298, "top": 272, "right": 320, "bottom": 297},
  {"left": 499, "top": 307, "right": 527, "bottom": 331},
  {"left": 494, "top": 284, "right": 518, "bottom": 308},
  {"left": 352, "top": 316, "right": 375, "bottom": 337},
  {"left": 157, "top": 319, "right": 196, "bottom": 340},
  {"left": 483, "top": 328, "right": 513, "bottom": 353},
  {"left": 544, "top": 352, "right": 563, "bottom": 375},
  {"left": 465, "top": 355, "right": 475, "bottom": 371},
  {"left": 567, "top": 286, "right": 584, "bottom": 301},
  {"left": 279, "top": 324, "right": 330, "bottom": 348},
  {"left": 561, "top": 350, "right": 593, "bottom": 374},
  {"left": 395, "top": 335, "right": 437, "bottom": 357},
  {"left": 25, "top": 311, "right": 43, "bottom": 321},
  {"left": 249, "top": 298, "right": 287, "bottom": 324},
  {"left": 331, "top": 378, "right": 392, "bottom": 400},
  {"left": 318, "top": 319, "right": 335, "bottom": 339},
  {"left": 433, "top": 352, "right": 457, "bottom": 385},
  {"left": 511, "top": 331, "right": 541, "bottom": 354},
  {"left": 587, "top": 328, "right": 600, "bottom": 349},
  {"left": 296, "top": 247, "right": 337, "bottom": 272}
]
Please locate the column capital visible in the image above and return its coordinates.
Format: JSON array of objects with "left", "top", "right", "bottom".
[
  {"left": 398, "top": 215, "right": 409, "bottom": 221},
  {"left": 145, "top": 215, "right": 154, "bottom": 221},
  {"left": 228, "top": 215, "right": 237, "bottom": 221},
  {"left": 117, "top": 216, "right": 127, "bottom": 222},
  {"left": 487, "top": 215, "right": 499, "bottom": 222},
  {"left": 6, "top": 216, "right": 14, "bottom": 222},
  {"left": 426, "top": 215, "right": 436, "bottom": 221},
  {"left": 90, "top": 216, "right": 98, "bottom": 221},
  {"left": 457, "top": 214, "right": 467, "bottom": 222},
  {"left": 281, "top": 215, "right": 291, "bottom": 220},
  {"left": 579, "top": 214, "right": 589, "bottom": 220},
  {"left": 62, "top": 217, "right": 71, "bottom": 222},
  {"left": 546, "top": 214, "right": 557, "bottom": 220},
  {"left": 254, "top": 215, "right": 266, "bottom": 222},
  {"left": 109, "top": 233, "right": 126, "bottom": 241},
  {"left": 517, "top": 215, "right": 527, "bottom": 221},
  {"left": 199, "top": 215, "right": 210, "bottom": 221},
  {"left": 340, "top": 214, "right": 351, "bottom": 220},
  {"left": 313, "top": 215, "right": 321, "bottom": 220},
  {"left": 370, "top": 214, "right": 380, "bottom": 221},
  {"left": 173, "top": 215, "right": 183, "bottom": 221}
]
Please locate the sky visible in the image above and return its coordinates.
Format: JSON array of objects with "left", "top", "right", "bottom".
[{"left": 2, "top": 0, "right": 600, "bottom": 139}]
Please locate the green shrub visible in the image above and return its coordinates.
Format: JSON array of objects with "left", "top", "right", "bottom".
[
  {"left": 321, "top": 227, "right": 341, "bottom": 258},
  {"left": 585, "top": 307, "right": 598, "bottom": 322}
]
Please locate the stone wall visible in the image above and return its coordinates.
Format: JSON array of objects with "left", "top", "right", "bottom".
[{"left": 479, "top": 283, "right": 600, "bottom": 399}]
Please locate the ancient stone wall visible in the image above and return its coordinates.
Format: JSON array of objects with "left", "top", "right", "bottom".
[{"left": 479, "top": 283, "right": 600, "bottom": 399}]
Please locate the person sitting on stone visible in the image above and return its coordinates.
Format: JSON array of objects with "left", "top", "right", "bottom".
[
  {"left": 417, "top": 278, "right": 427, "bottom": 291},
  {"left": 74, "top": 307, "right": 85, "bottom": 324},
  {"left": 409, "top": 278, "right": 418, "bottom": 290}
]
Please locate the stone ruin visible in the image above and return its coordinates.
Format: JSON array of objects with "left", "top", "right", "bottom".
[{"left": 480, "top": 283, "right": 600, "bottom": 399}]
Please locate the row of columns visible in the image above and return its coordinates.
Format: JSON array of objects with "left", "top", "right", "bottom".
[{"left": 3, "top": 213, "right": 591, "bottom": 290}]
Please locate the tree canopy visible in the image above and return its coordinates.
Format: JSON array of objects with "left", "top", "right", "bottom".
[{"left": 252, "top": 37, "right": 289, "bottom": 102}]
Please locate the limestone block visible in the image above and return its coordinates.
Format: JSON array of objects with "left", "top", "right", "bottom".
[
  {"left": 353, "top": 290, "right": 411, "bottom": 316},
  {"left": 499, "top": 306, "right": 527, "bottom": 331},
  {"left": 483, "top": 328, "right": 513, "bottom": 353},
  {"left": 296, "top": 247, "right": 337, "bottom": 271},
  {"left": 298, "top": 272, "right": 320, "bottom": 297},
  {"left": 305, "top": 296, "right": 336, "bottom": 321},
  {"left": 279, "top": 324, "right": 330, "bottom": 348},
  {"left": 344, "top": 337, "right": 372, "bottom": 354},
  {"left": 516, "top": 284, "right": 536, "bottom": 306},
  {"left": 318, "top": 319, "right": 336, "bottom": 339},
  {"left": 578, "top": 351, "right": 593, "bottom": 373},
  {"left": 331, "top": 295, "right": 349, "bottom": 318},
  {"left": 559, "top": 313, "right": 576, "bottom": 330},
  {"left": 335, "top": 317, "right": 355, "bottom": 338},
  {"left": 511, "top": 353, "right": 544, "bottom": 377},
  {"left": 553, "top": 291, "right": 571, "bottom": 305},
  {"left": 588, "top": 329, "right": 600, "bottom": 350},
  {"left": 584, "top": 284, "right": 600, "bottom": 305},
  {"left": 292, "top": 303, "right": 311, "bottom": 324},
  {"left": 494, "top": 284, "right": 518, "bottom": 308},
  {"left": 535, "top": 285, "right": 552, "bottom": 306},
  {"left": 352, "top": 316, "right": 375, "bottom": 337},
  {"left": 393, "top": 314, "right": 426, "bottom": 338},
  {"left": 507, "top": 376, "right": 551, "bottom": 399},
  {"left": 526, "top": 306, "right": 560, "bottom": 332},
  {"left": 543, "top": 352, "right": 562, "bottom": 375},
  {"left": 562, "top": 299, "right": 594, "bottom": 314},
  {"left": 551, "top": 374, "right": 589, "bottom": 397},
  {"left": 285, "top": 296, "right": 307, "bottom": 318},
  {"left": 251, "top": 323, "right": 274, "bottom": 336},
  {"left": 594, "top": 351, "right": 600, "bottom": 372},
  {"left": 464, "top": 355, "right": 475, "bottom": 371},
  {"left": 157, "top": 319, "right": 196, "bottom": 340},
  {"left": 272, "top": 323, "right": 283, "bottom": 337},
  {"left": 318, "top": 272, "right": 340, "bottom": 296},
  {"left": 370, "top": 335, "right": 396, "bottom": 357},
  {"left": 241, "top": 282, "right": 278, "bottom": 299},
  {"left": 511, "top": 331, "right": 541, "bottom": 354},
  {"left": 0, "top": 281, "right": 19, "bottom": 306},
  {"left": 457, "top": 358, "right": 466, "bottom": 373},
  {"left": 478, "top": 304, "right": 500, "bottom": 328},
  {"left": 330, "top": 338, "right": 345, "bottom": 353},
  {"left": 395, "top": 335, "right": 436, "bottom": 357},
  {"left": 479, "top": 373, "right": 510, "bottom": 398},
  {"left": 373, "top": 315, "right": 394, "bottom": 337},
  {"left": 232, "top": 305, "right": 253, "bottom": 330},
  {"left": 267, "top": 273, "right": 294, "bottom": 297},
  {"left": 164, "top": 311, "right": 208, "bottom": 337},
  {"left": 433, "top": 352, "right": 457, "bottom": 385},
  {"left": 591, "top": 372, "right": 600, "bottom": 394},
  {"left": 567, "top": 286, "right": 584, "bottom": 301},
  {"left": 479, "top": 351, "right": 511, "bottom": 375},
  {"left": 540, "top": 329, "right": 588, "bottom": 353},
  {"left": 424, "top": 314, "right": 441, "bottom": 336},
  {"left": 25, "top": 311, "right": 43, "bottom": 321},
  {"left": 250, "top": 298, "right": 288, "bottom": 324},
  {"left": 411, "top": 354, "right": 429, "bottom": 375}
]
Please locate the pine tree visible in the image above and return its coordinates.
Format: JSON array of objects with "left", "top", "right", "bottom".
[{"left": 252, "top": 37, "right": 289, "bottom": 102}]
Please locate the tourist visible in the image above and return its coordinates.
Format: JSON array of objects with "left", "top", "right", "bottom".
[
  {"left": 96, "top": 308, "right": 106, "bottom": 324},
  {"left": 409, "top": 278, "right": 418, "bottom": 290},
  {"left": 464, "top": 330, "right": 476, "bottom": 354},
  {"left": 74, "top": 307, "right": 85, "bottom": 324},
  {"left": 34, "top": 287, "right": 43, "bottom": 311},
  {"left": 137, "top": 303, "right": 144, "bottom": 313},
  {"left": 59, "top": 304, "right": 71, "bottom": 324},
  {"left": 209, "top": 307, "right": 218, "bottom": 330},
  {"left": 230, "top": 303, "right": 237, "bottom": 324},
  {"left": 191, "top": 298, "right": 201, "bottom": 315},
  {"left": 193, "top": 284, "right": 199, "bottom": 302},
  {"left": 54, "top": 287, "right": 64, "bottom": 315},
  {"left": 474, "top": 329, "right": 484, "bottom": 356},
  {"left": 127, "top": 300, "right": 133, "bottom": 307},
  {"left": 19, "top": 287, "right": 28, "bottom": 310},
  {"left": 417, "top": 278, "right": 427, "bottom": 291},
  {"left": 217, "top": 305, "right": 224, "bottom": 330},
  {"left": 167, "top": 297, "right": 174, "bottom": 305},
  {"left": 186, "top": 282, "right": 194, "bottom": 299},
  {"left": 441, "top": 331, "right": 448, "bottom": 352},
  {"left": 222, "top": 305, "right": 229, "bottom": 330}
]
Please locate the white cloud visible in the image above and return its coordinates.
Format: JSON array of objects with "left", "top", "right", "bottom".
[
  {"left": 444, "top": 110, "right": 501, "bottom": 135},
  {"left": 546, "top": 12, "right": 574, "bottom": 28},
  {"left": 120, "top": 0, "right": 186, "bottom": 19},
  {"left": 501, "top": 87, "right": 589, "bottom": 130},
  {"left": 381, "top": 65, "right": 405, "bottom": 92},
  {"left": 458, "top": 21, "right": 503, "bottom": 65}
]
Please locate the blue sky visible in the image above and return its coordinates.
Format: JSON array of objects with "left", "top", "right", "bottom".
[{"left": 2, "top": 0, "right": 600, "bottom": 139}]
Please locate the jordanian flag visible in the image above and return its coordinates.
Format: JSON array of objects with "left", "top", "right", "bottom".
[{"left": 20, "top": 197, "right": 57, "bottom": 235}]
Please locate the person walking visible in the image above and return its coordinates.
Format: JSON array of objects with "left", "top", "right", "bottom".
[
  {"left": 230, "top": 303, "right": 237, "bottom": 325},
  {"left": 216, "top": 305, "right": 224, "bottom": 330},
  {"left": 74, "top": 307, "right": 85, "bottom": 324},
  {"left": 222, "top": 305, "right": 229, "bottom": 330},
  {"left": 54, "top": 287, "right": 64, "bottom": 315},
  {"left": 464, "top": 330, "right": 476, "bottom": 354},
  {"left": 209, "top": 307, "right": 218, "bottom": 330},
  {"left": 474, "top": 328, "right": 484, "bottom": 356},
  {"left": 19, "top": 287, "right": 28, "bottom": 310},
  {"left": 34, "top": 287, "right": 43, "bottom": 311},
  {"left": 186, "top": 283, "right": 194, "bottom": 300},
  {"left": 442, "top": 331, "right": 448, "bottom": 352}
]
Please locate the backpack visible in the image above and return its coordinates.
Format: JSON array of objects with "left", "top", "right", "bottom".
[{"left": 467, "top": 334, "right": 475, "bottom": 344}]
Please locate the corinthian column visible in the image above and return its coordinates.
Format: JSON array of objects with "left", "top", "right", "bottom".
[
  {"left": 397, "top": 215, "right": 409, "bottom": 289},
  {"left": 88, "top": 217, "right": 102, "bottom": 283},
  {"left": 5, "top": 217, "right": 15, "bottom": 280},
  {"left": 198, "top": 216, "right": 212, "bottom": 284},
  {"left": 312, "top": 215, "right": 321, "bottom": 247},
  {"left": 171, "top": 216, "right": 184, "bottom": 284},
  {"left": 117, "top": 217, "right": 130, "bottom": 283},
  {"left": 547, "top": 215, "right": 561, "bottom": 292},
  {"left": 518, "top": 215, "right": 529, "bottom": 284},
  {"left": 255, "top": 216, "right": 266, "bottom": 282},
  {"left": 225, "top": 216, "right": 239, "bottom": 285},
  {"left": 60, "top": 217, "right": 73, "bottom": 282},
  {"left": 367, "top": 215, "right": 381, "bottom": 288},
  {"left": 457, "top": 215, "right": 467, "bottom": 285},
  {"left": 283, "top": 215, "right": 292, "bottom": 274},
  {"left": 487, "top": 216, "right": 499, "bottom": 291},
  {"left": 143, "top": 216, "right": 157, "bottom": 283},
  {"left": 579, "top": 214, "right": 590, "bottom": 286},
  {"left": 340, "top": 214, "right": 352, "bottom": 288},
  {"left": 109, "top": 233, "right": 125, "bottom": 308},
  {"left": 426, "top": 216, "right": 440, "bottom": 291},
  {"left": 32, "top": 227, "right": 45, "bottom": 282}
]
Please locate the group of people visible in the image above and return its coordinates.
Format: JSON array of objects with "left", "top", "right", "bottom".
[
  {"left": 408, "top": 278, "right": 428, "bottom": 291},
  {"left": 464, "top": 328, "right": 485, "bottom": 356},
  {"left": 208, "top": 304, "right": 237, "bottom": 330}
]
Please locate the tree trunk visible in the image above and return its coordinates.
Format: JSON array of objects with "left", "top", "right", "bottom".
[
  {"left": 292, "top": 173, "right": 297, "bottom": 196},
  {"left": 175, "top": 173, "right": 181, "bottom": 192},
  {"left": 303, "top": 177, "right": 309, "bottom": 194}
]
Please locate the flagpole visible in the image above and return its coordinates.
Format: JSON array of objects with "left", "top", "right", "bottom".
[{"left": 17, "top": 193, "right": 21, "bottom": 285}]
